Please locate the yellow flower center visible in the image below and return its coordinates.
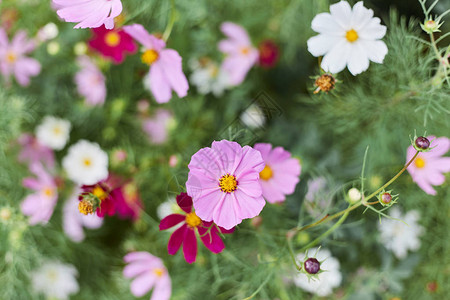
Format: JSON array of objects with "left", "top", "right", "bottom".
[
  {"left": 240, "top": 46, "right": 250, "bottom": 55},
  {"left": 47, "top": 270, "right": 58, "bottom": 282},
  {"left": 83, "top": 158, "right": 92, "bottom": 167},
  {"left": 43, "top": 187, "right": 54, "bottom": 198},
  {"left": 153, "top": 268, "right": 165, "bottom": 277},
  {"left": 92, "top": 186, "right": 108, "bottom": 201},
  {"left": 141, "top": 49, "right": 159, "bottom": 65},
  {"left": 104, "top": 31, "right": 121, "bottom": 47},
  {"left": 6, "top": 52, "right": 16, "bottom": 63},
  {"left": 346, "top": 29, "right": 359, "bottom": 42},
  {"left": 185, "top": 212, "right": 202, "bottom": 228},
  {"left": 219, "top": 174, "right": 238, "bottom": 193},
  {"left": 415, "top": 157, "right": 426, "bottom": 168},
  {"left": 259, "top": 165, "right": 273, "bottom": 181},
  {"left": 53, "top": 126, "right": 62, "bottom": 135},
  {"left": 78, "top": 200, "right": 94, "bottom": 215}
]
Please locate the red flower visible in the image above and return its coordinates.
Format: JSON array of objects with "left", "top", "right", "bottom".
[
  {"left": 258, "top": 40, "right": 279, "bottom": 68},
  {"left": 88, "top": 25, "right": 137, "bottom": 64},
  {"left": 159, "top": 193, "right": 234, "bottom": 264}
]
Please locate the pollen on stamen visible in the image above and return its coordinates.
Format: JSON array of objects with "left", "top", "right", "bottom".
[
  {"left": 345, "top": 29, "right": 358, "bottom": 43},
  {"left": 219, "top": 173, "right": 238, "bottom": 193},
  {"left": 78, "top": 200, "right": 94, "bottom": 215},
  {"left": 105, "top": 31, "right": 121, "bottom": 47},
  {"left": 141, "top": 49, "right": 159, "bottom": 65}
]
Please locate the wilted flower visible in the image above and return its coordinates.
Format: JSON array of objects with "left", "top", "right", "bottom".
[
  {"left": 307, "top": 1, "right": 388, "bottom": 75},
  {"left": 53, "top": 0, "right": 122, "bottom": 29},
  {"left": 253, "top": 143, "right": 301, "bottom": 203},
  {"left": 21, "top": 163, "right": 58, "bottom": 225},
  {"left": 406, "top": 136, "right": 450, "bottom": 195},
  {"left": 75, "top": 55, "right": 106, "bottom": 106},
  {"left": 0, "top": 28, "right": 41, "bottom": 86},
  {"left": 35, "top": 116, "right": 71, "bottom": 150},
  {"left": 31, "top": 261, "right": 79, "bottom": 300},
  {"left": 218, "top": 22, "right": 259, "bottom": 86},
  {"left": 159, "top": 193, "right": 234, "bottom": 263},
  {"left": 123, "top": 251, "right": 171, "bottom": 300},
  {"left": 123, "top": 24, "right": 189, "bottom": 103},
  {"left": 62, "top": 140, "right": 109, "bottom": 186},
  {"left": 378, "top": 207, "right": 424, "bottom": 259},
  {"left": 186, "top": 140, "right": 265, "bottom": 230},
  {"left": 88, "top": 25, "right": 137, "bottom": 64}
]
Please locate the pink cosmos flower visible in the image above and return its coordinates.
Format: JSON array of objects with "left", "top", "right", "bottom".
[
  {"left": 17, "top": 134, "right": 55, "bottom": 170},
  {"left": 186, "top": 140, "right": 266, "bottom": 230},
  {"left": 0, "top": 28, "right": 41, "bottom": 86},
  {"left": 142, "top": 109, "right": 174, "bottom": 144},
  {"left": 53, "top": 0, "right": 122, "bottom": 30},
  {"left": 218, "top": 22, "right": 259, "bottom": 86},
  {"left": 254, "top": 143, "right": 301, "bottom": 203},
  {"left": 123, "top": 24, "right": 189, "bottom": 103},
  {"left": 63, "top": 189, "right": 103, "bottom": 242},
  {"left": 159, "top": 193, "right": 234, "bottom": 264},
  {"left": 75, "top": 56, "right": 106, "bottom": 106},
  {"left": 123, "top": 251, "right": 171, "bottom": 300},
  {"left": 88, "top": 25, "right": 137, "bottom": 64},
  {"left": 21, "top": 163, "right": 58, "bottom": 225},
  {"left": 406, "top": 136, "right": 450, "bottom": 195}
]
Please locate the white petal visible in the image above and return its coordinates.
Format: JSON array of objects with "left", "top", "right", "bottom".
[
  {"left": 359, "top": 17, "right": 387, "bottom": 40},
  {"left": 347, "top": 43, "right": 370, "bottom": 75},
  {"left": 351, "top": 1, "right": 374, "bottom": 30},
  {"left": 311, "top": 13, "right": 344, "bottom": 34},
  {"left": 307, "top": 34, "right": 341, "bottom": 57},
  {"left": 360, "top": 40, "right": 388, "bottom": 64},
  {"left": 329, "top": 1, "right": 353, "bottom": 30},
  {"left": 321, "top": 39, "right": 350, "bottom": 74}
]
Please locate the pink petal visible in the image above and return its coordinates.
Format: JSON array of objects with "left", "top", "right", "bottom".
[
  {"left": 237, "top": 174, "right": 262, "bottom": 198},
  {"left": 159, "top": 49, "right": 189, "bottom": 99},
  {"left": 123, "top": 262, "right": 152, "bottom": 278},
  {"left": 159, "top": 214, "right": 185, "bottom": 230},
  {"left": 148, "top": 63, "right": 172, "bottom": 103},
  {"left": 220, "top": 22, "right": 251, "bottom": 45},
  {"left": 14, "top": 57, "right": 41, "bottom": 86},
  {"left": 212, "top": 193, "right": 240, "bottom": 230},
  {"left": 192, "top": 190, "right": 224, "bottom": 223},
  {"left": 168, "top": 224, "right": 187, "bottom": 255},
  {"left": 233, "top": 190, "right": 265, "bottom": 220},
  {"left": 429, "top": 158, "right": 450, "bottom": 173},
  {"left": 22, "top": 178, "right": 41, "bottom": 190},
  {"left": 182, "top": 228, "right": 198, "bottom": 263},
  {"left": 123, "top": 24, "right": 156, "bottom": 49},
  {"left": 124, "top": 251, "right": 157, "bottom": 263},
  {"left": 253, "top": 143, "right": 272, "bottom": 161},
  {"left": 261, "top": 180, "right": 286, "bottom": 203},
  {"left": 233, "top": 145, "right": 265, "bottom": 177},
  {"left": 150, "top": 275, "right": 171, "bottom": 300},
  {"left": 211, "top": 140, "right": 243, "bottom": 172},
  {"left": 130, "top": 271, "right": 156, "bottom": 297},
  {"left": 428, "top": 137, "right": 450, "bottom": 158},
  {"left": 414, "top": 176, "right": 437, "bottom": 195}
]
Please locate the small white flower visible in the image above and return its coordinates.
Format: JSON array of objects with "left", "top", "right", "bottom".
[
  {"left": 31, "top": 260, "right": 79, "bottom": 300},
  {"left": 62, "top": 140, "right": 108, "bottom": 185},
  {"left": 347, "top": 187, "right": 361, "bottom": 203},
  {"left": 307, "top": 1, "right": 388, "bottom": 75},
  {"left": 240, "top": 104, "right": 266, "bottom": 129},
  {"left": 189, "top": 58, "right": 229, "bottom": 97},
  {"left": 378, "top": 207, "right": 424, "bottom": 259},
  {"left": 293, "top": 247, "right": 342, "bottom": 297},
  {"left": 157, "top": 197, "right": 182, "bottom": 220},
  {"left": 35, "top": 116, "right": 71, "bottom": 150},
  {"left": 38, "top": 22, "right": 59, "bottom": 41}
]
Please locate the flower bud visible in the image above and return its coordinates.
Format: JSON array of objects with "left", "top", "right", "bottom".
[
  {"left": 304, "top": 257, "right": 320, "bottom": 274},
  {"left": 314, "top": 74, "right": 336, "bottom": 94},
  {"left": 415, "top": 136, "right": 430, "bottom": 150},
  {"left": 347, "top": 188, "right": 361, "bottom": 204},
  {"left": 420, "top": 19, "right": 442, "bottom": 34},
  {"left": 377, "top": 190, "right": 397, "bottom": 207}
]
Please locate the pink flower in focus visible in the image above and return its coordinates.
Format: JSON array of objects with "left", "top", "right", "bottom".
[
  {"left": 142, "top": 109, "right": 174, "bottom": 144},
  {"left": 186, "top": 140, "right": 266, "bottom": 230},
  {"left": 159, "top": 193, "right": 234, "bottom": 264},
  {"left": 407, "top": 136, "right": 450, "bottom": 195},
  {"left": 0, "top": 28, "right": 41, "bottom": 86},
  {"left": 123, "top": 24, "right": 189, "bottom": 103},
  {"left": 63, "top": 189, "right": 103, "bottom": 242},
  {"left": 53, "top": 0, "right": 122, "bottom": 29},
  {"left": 75, "top": 56, "right": 106, "bottom": 106},
  {"left": 254, "top": 143, "right": 301, "bottom": 203},
  {"left": 123, "top": 251, "right": 171, "bottom": 300},
  {"left": 218, "top": 22, "right": 258, "bottom": 86},
  {"left": 88, "top": 25, "right": 137, "bottom": 64},
  {"left": 17, "top": 134, "right": 55, "bottom": 170},
  {"left": 21, "top": 163, "right": 58, "bottom": 225}
]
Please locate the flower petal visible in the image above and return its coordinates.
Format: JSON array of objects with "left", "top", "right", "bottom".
[
  {"left": 183, "top": 228, "right": 198, "bottom": 263},
  {"left": 176, "top": 193, "right": 193, "bottom": 213},
  {"left": 148, "top": 63, "right": 172, "bottom": 103},
  {"left": 307, "top": 34, "right": 341, "bottom": 57},
  {"left": 212, "top": 194, "right": 240, "bottom": 230},
  {"left": 311, "top": 12, "right": 344, "bottom": 34},
  {"left": 159, "top": 49, "right": 189, "bottom": 99},
  {"left": 360, "top": 40, "right": 388, "bottom": 64},
  {"left": 130, "top": 272, "right": 156, "bottom": 297},
  {"left": 150, "top": 275, "right": 171, "bottom": 300},
  {"left": 220, "top": 22, "right": 250, "bottom": 44},
  {"left": 168, "top": 224, "right": 187, "bottom": 255},
  {"left": 347, "top": 42, "right": 370, "bottom": 75},
  {"left": 321, "top": 39, "right": 350, "bottom": 74},
  {"left": 159, "top": 214, "right": 185, "bottom": 230},
  {"left": 329, "top": 1, "right": 353, "bottom": 30},
  {"left": 198, "top": 226, "right": 225, "bottom": 254}
]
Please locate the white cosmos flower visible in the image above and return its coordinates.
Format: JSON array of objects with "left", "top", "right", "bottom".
[
  {"left": 240, "top": 104, "right": 266, "bottom": 129},
  {"left": 378, "top": 207, "right": 424, "bottom": 259},
  {"left": 293, "top": 247, "right": 342, "bottom": 297},
  {"left": 189, "top": 58, "right": 230, "bottom": 97},
  {"left": 31, "top": 260, "right": 79, "bottom": 300},
  {"left": 35, "top": 116, "right": 71, "bottom": 150},
  {"left": 62, "top": 140, "right": 108, "bottom": 185},
  {"left": 307, "top": 1, "right": 388, "bottom": 75}
]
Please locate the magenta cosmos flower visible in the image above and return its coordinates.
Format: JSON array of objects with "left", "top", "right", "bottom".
[
  {"left": 159, "top": 193, "right": 234, "bottom": 264},
  {"left": 0, "top": 28, "right": 41, "bottom": 86},
  {"left": 407, "top": 136, "right": 450, "bottom": 195},
  {"left": 186, "top": 140, "right": 266, "bottom": 230},
  {"left": 123, "top": 251, "right": 171, "bottom": 300},
  {"left": 254, "top": 143, "right": 301, "bottom": 203},
  {"left": 123, "top": 24, "right": 189, "bottom": 103},
  {"left": 21, "top": 163, "right": 58, "bottom": 225},
  {"left": 88, "top": 25, "right": 137, "bottom": 64},
  {"left": 218, "top": 22, "right": 259, "bottom": 86},
  {"left": 75, "top": 56, "right": 106, "bottom": 106},
  {"left": 53, "top": 0, "right": 122, "bottom": 29}
]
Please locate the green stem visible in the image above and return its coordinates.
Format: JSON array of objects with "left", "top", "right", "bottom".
[
  {"left": 243, "top": 271, "right": 274, "bottom": 300},
  {"left": 162, "top": 0, "right": 176, "bottom": 42}
]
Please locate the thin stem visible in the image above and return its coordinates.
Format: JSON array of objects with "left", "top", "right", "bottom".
[
  {"left": 243, "top": 271, "right": 274, "bottom": 300},
  {"left": 287, "top": 238, "right": 301, "bottom": 271},
  {"left": 162, "top": 0, "right": 176, "bottom": 42}
]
